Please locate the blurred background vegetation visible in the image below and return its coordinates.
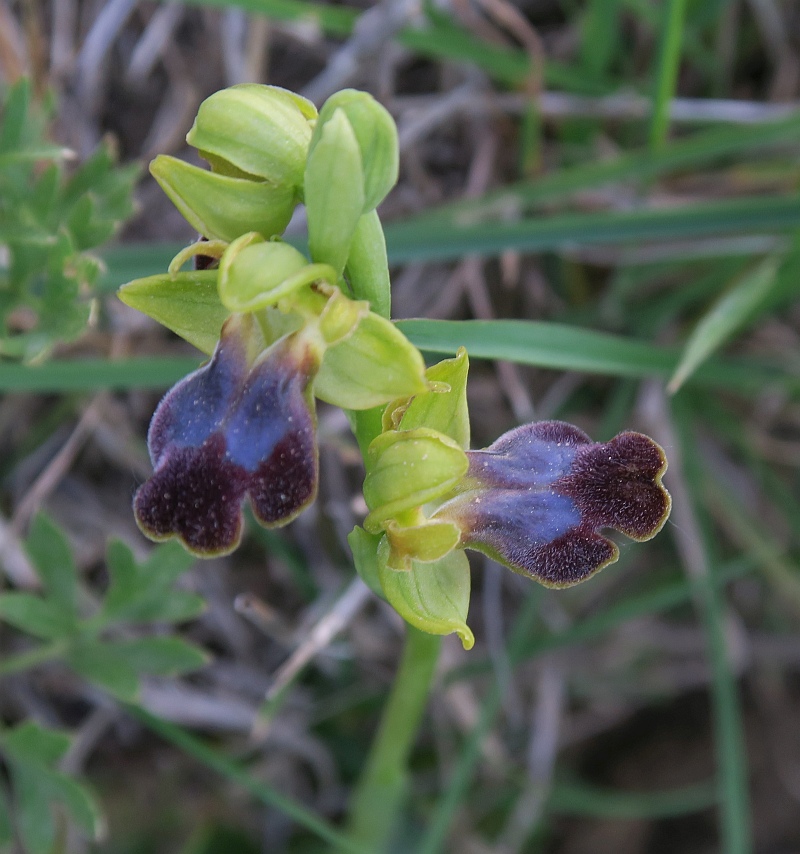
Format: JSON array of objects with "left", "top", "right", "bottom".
[{"left": 1, "top": 1, "right": 800, "bottom": 852}]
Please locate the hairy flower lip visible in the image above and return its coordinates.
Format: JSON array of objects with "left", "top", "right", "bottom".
[
  {"left": 433, "top": 421, "right": 671, "bottom": 588},
  {"left": 134, "top": 316, "right": 319, "bottom": 557}
]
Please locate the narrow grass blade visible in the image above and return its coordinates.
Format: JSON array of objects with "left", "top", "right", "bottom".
[
  {"left": 668, "top": 256, "right": 780, "bottom": 393},
  {"left": 383, "top": 194, "right": 800, "bottom": 264},
  {"left": 548, "top": 780, "right": 717, "bottom": 819},
  {"left": 649, "top": 0, "right": 688, "bottom": 150},
  {"left": 1, "top": 322, "right": 795, "bottom": 393},
  {"left": 398, "top": 319, "right": 797, "bottom": 393},
  {"left": 0, "top": 358, "right": 198, "bottom": 392}
]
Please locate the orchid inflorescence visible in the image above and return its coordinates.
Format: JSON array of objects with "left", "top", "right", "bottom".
[{"left": 121, "top": 84, "right": 671, "bottom": 649}]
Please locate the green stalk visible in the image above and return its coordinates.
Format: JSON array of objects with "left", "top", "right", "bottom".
[
  {"left": 649, "top": 0, "right": 688, "bottom": 151},
  {"left": 344, "top": 627, "right": 442, "bottom": 851},
  {"left": 344, "top": 208, "right": 445, "bottom": 850}
]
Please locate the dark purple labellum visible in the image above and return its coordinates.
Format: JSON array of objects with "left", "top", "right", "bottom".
[
  {"left": 134, "top": 318, "right": 318, "bottom": 556},
  {"left": 434, "top": 421, "right": 671, "bottom": 587}
]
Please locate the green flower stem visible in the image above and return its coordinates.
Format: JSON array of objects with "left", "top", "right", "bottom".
[
  {"left": 344, "top": 195, "right": 446, "bottom": 849},
  {"left": 0, "top": 640, "right": 68, "bottom": 677},
  {"left": 344, "top": 627, "right": 442, "bottom": 851}
]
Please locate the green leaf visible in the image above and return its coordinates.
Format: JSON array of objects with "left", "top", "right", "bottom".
[
  {"left": 65, "top": 640, "right": 140, "bottom": 701},
  {"left": 314, "top": 312, "right": 429, "bottom": 409},
  {"left": 118, "top": 270, "right": 230, "bottom": 354},
  {"left": 186, "top": 84, "right": 314, "bottom": 186},
  {"left": 105, "top": 637, "right": 209, "bottom": 676},
  {"left": 11, "top": 764, "right": 56, "bottom": 854},
  {"left": 397, "top": 318, "right": 794, "bottom": 393},
  {"left": 0, "top": 787, "right": 12, "bottom": 846},
  {"left": 305, "top": 107, "right": 365, "bottom": 276},
  {"left": 2, "top": 723, "right": 104, "bottom": 848},
  {"left": 24, "top": 513, "right": 77, "bottom": 615},
  {"left": 0, "top": 592, "right": 76, "bottom": 640},
  {"left": 668, "top": 256, "right": 781, "bottom": 393},
  {"left": 150, "top": 155, "right": 297, "bottom": 242},
  {"left": 378, "top": 550, "right": 474, "bottom": 649},
  {"left": 43, "top": 773, "right": 103, "bottom": 838},
  {"left": 2, "top": 721, "right": 71, "bottom": 765},
  {"left": 397, "top": 111, "right": 800, "bottom": 228},
  {"left": 0, "top": 78, "right": 31, "bottom": 154},
  {"left": 100, "top": 538, "right": 140, "bottom": 621},
  {"left": 99, "top": 540, "right": 204, "bottom": 625}
]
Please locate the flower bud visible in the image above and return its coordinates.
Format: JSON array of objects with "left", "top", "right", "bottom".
[
  {"left": 383, "top": 348, "right": 470, "bottom": 449},
  {"left": 313, "top": 89, "right": 398, "bottom": 212},
  {"left": 304, "top": 91, "right": 399, "bottom": 276},
  {"left": 186, "top": 84, "right": 315, "bottom": 187},
  {"left": 304, "top": 107, "right": 365, "bottom": 275}
]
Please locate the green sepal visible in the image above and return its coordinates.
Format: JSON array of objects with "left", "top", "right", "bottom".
[
  {"left": 186, "top": 84, "right": 315, "bottom": 187},
  {"left": 217, "top": 233, "right": 323, "bottom": 313},
  {"left": 118, "top": 270, "right": 229, "bottom": 355},
  {"left": 315, "top": 89, "right": 398, "bottom": 212},
  {"left": 384, "top": 517, "right": 461, "bottom": 569},
  {"left": 314, "top": 311, "right": 429, "bottom": 410},
  {"left": 345, "top": 209, "right": 391, "bottom": 318},
  {"left": 385, "top": 347, "right": 470, "bottom": 449},
  {"left": 378, "top": 547, "right": 474, "bottom": 650},
  {"left": 304, "top": 107, "right": 365, "bottom": 276},
  {"left": 347, "top": 526, "right": 384, "bottom": 598},
  {"left": 363, "top": 428, "right": 468, "bottom": 532},
  {"left": 316, "top": 284, "right": 370, "bottom": 345},
  {"left": 150, "top": 155, "right": 296, "bottom": 242}
]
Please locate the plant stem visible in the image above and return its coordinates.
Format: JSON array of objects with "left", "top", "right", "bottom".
[{"left": 344, "top": 627, "right": 442, "bottom": 851}]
